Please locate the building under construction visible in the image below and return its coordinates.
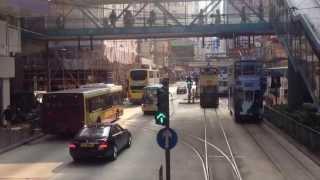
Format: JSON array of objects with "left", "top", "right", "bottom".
[{"left": 14, "top": 40, "right": 137, "bottom": 92}]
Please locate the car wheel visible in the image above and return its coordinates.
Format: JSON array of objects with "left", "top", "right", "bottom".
[
  {"left": 127, "top": 136, "right": 132, "bottom": 148},
  {"left": 111, "top": 145, "right": 118, "bottom": 161},
  {"left": 72, "top": 157, "right": 81, "bottom": 162}
]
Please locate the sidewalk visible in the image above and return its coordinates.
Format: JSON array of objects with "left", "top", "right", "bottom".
[{"left": 0, "top": 124, "right": 43, "bottom": 154}]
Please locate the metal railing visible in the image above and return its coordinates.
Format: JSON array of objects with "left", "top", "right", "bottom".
[
  {"left": 270, "top": 0, "right": 320, "bottom": 104},
  {"left": 264, "top": 106, "right": 320, "bottom": 151},
  {"left": 0, "top": 126, "right": 33, "bottom": 150},
  {"left": 44, "top": 13, "right": 270, "bottom": 30}
]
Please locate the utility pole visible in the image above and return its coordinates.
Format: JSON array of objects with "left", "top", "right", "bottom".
[{"left": 162, "top": 78, "right": 170, "bottom": 180}]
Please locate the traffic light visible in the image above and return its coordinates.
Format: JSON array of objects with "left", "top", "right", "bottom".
[
  {"left": 155, "top": 111, "right": 168, "bottom": 126},
  {"left": 155, "top": 78, "right": 169, "bottom": 126}
]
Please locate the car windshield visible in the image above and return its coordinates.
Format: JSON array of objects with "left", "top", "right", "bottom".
[{"left": 77, "top": 127, "right": 110, "bottom": 138}]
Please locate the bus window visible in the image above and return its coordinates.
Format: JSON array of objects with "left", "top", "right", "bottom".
[
  {"left": 104, "top": 95, "right": 113, "bottom": 108},
  {"left": 113, "top": 94, "right": 122, "bottom": 105},
  {"left": 88, "top": 96, "right": 105, "bottom": 112},
  {"left": 130, "top": 70, "right": 147, "bottom": 80},
  {"left": 45, "top": 94, "right": 81, "bottom": 109}
]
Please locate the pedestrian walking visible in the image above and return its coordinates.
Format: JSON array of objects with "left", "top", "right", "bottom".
[
  {"left": 148, "top": 10, "right": 156, "bottom": 26},
  {"left": 124, "top": 10, "right": 134, "bottom": 27},
  {"left": 109, "top": 10, "right": 117, "bottom": 28},
  {"left": 198, "top": 9, "right": 205, "bottom": 25},
  {"left": 3, "top": 105, "right": 12, "bottom": 128},
  {"left": 258, "top": 0, "right": 264, "bottom": 21},
  {"left": 128, "top": 10, "right": 134, "bottom": 27},
  {"left": 163, "top": 13, "right": 167, "bottom": 25},
  {"left": 215, "top": 9, "right": 221, "bottom": 24},
  {"left": 0, "top": 109, "right": 4, "bottom": 127},
  {"left": 240, "top": 6, "right": 247, "bottom": 23}
]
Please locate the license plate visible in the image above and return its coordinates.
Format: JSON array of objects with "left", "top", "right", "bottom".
[{"left": 80, "top": 143, "right": 95, "bottom": 148}]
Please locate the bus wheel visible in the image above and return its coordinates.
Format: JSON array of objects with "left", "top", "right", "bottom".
[{"left": 96, "top": 117, "right": 102, "bottom": 123}]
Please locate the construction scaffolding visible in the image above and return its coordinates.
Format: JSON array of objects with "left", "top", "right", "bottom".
[{"left": 15, "top": 41, "right": 136, "bottom": 92}]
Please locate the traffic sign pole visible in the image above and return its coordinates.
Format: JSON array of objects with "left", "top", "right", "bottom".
[
  {"left": 162, "top": 78, "right": 171, "bottom": 180},
  {"left": 155, "top": 78, "right": 176, "bottom": 180},
  {"left": 166, "top": 147, "right": 170, "bottom": 180}
]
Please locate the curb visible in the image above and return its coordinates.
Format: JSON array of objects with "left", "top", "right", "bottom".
[{"left": 0, "top": 133, "right": 46, "bottom": 155}]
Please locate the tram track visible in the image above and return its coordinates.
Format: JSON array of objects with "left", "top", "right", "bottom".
[
  {"left": 202, "top": 108, "right": 242, "bottom": 180},
  {"left": 119, "top": 97, "right": 241, "bottom": 180},
  {"left": 120, "top": 121, "right": 209, "bottom": 180},
  {"left": 214, "top": 109, "right": 242, "bottom": 180},
  {"left": 242, "top": 123, "right": 318, "bottom": 180},
  {"left": 120, "top": 117, "right": 241, "bottom": 180}
]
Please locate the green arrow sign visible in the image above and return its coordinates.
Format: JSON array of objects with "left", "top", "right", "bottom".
[{"left": 154, "top": 111, "right": 167, "bottom": 126}]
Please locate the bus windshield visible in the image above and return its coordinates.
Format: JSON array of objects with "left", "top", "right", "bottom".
[
  {"left": 143, "top": 88, "right": 158, "bottom": 104},
  {"left": 130, "top": 70, "right": 147, "bottom": 80}
]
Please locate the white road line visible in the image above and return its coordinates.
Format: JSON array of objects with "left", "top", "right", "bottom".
[
  {"left": 123, "top": 124, "right": 209, "bottom": 180},
  {"left": 122, "top": 119, "right": 240, "bottom": 179},
  {"left": 203, "top": 110, "right": 209, "bottom": 180},
  {"left": 215, "top": 110, "right": 242, "bottom": 180},
  {"left": 208, "top": 155, "right": 245, "bottom": 159},
  {"left": 181, "top": 141, "right": 209, "bottom": 180}
]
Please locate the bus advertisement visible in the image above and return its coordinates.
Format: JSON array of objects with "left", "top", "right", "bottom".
[{"left": 229, "top": 60, "right": 265, "bottom": 123}]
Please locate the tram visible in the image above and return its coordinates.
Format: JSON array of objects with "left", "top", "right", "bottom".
[
  {"left": 199, "top": 67, "right": 219, "bottom": 108},
  {"left": 229, "top": 59, "right": 265, "bottom": 123}
]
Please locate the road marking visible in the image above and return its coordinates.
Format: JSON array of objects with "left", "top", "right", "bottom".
[
  {"left": 122, "top": 118, "right": 240, "bottom": 179},
  {"left": 208, "top": 155, "right": 246, "bottom": 159},
  {"left": 215, "top": 110, "right": 242, "bottom": 180},
  {"left": 163, "top": 129, "right": 173, "bottom": 149},
  {"left": 203, "top": 110, "right": 209, "bottom": 180},
  {"left": 0, "top": 162, "right": 62, "bottom": 179},
  {"left": 181, "top": 141, "right": 208, "bottom": 180}
]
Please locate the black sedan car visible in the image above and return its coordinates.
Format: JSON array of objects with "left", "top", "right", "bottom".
[{"left": 69, "top": 123, "right": 132, "bottom": 161}]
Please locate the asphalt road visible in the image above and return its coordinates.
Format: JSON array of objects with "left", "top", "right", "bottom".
[{"left": 0, "top": 86, "right": 320, "bottom": 180}]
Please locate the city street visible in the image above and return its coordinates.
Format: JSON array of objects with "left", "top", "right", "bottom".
[
  {"left": 1, "top": 0, "right": 320, "bottom": 179},
  {"left": 0, "top": 86, "right": 320, "bottom": 180}
]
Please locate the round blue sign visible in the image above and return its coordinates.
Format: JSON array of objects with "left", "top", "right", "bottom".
[{"left": 157, "top": 128, "right": 178, "bottom": 150}]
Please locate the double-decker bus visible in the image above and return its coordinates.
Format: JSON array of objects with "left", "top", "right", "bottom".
[
  {"left": 229, "top": 59, "right": 265, "bottom": 123},
  {"left": 128, "top": 68, "right": 160, "bottom": 104},
  {"left": 199, "top": 67, "right": 219, "bottom": 108},
  {"left": 41, "top": 84, "right": 123, "bottom": 135}
]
